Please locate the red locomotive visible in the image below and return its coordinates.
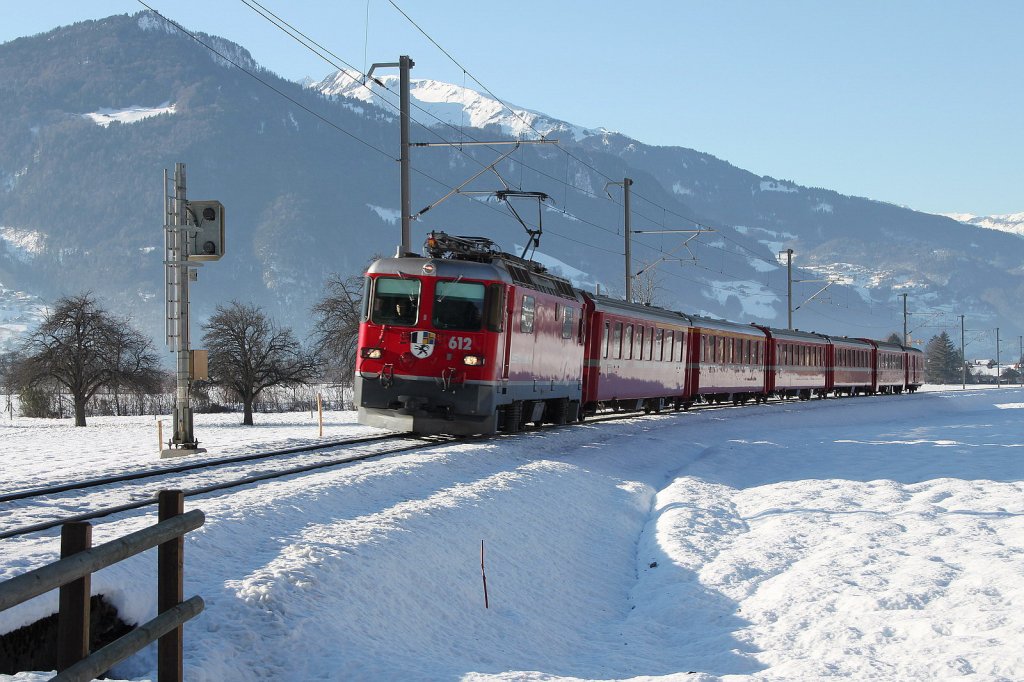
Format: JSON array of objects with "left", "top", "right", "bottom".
[
  {"left": 356, "top": 233, "right": 585, "bottom": 435},
  {"left": 355, "top": 233, "right": 924, "bottom": 435}
]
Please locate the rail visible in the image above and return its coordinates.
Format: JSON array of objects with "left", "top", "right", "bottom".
[{"left": 0, "top": 490, "right": 204, "bottom": 681}]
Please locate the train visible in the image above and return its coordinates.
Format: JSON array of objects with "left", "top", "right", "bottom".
[{"left": 355, "top": 232, "right": 924, "bottom": 435}]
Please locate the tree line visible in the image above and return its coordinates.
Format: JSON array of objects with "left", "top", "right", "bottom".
[
  {"left": 0, "top": 272, "right": 364, "bottom": 426},
  {"left": 2, "top": 287, "right": 1017, "bottom": 427}
]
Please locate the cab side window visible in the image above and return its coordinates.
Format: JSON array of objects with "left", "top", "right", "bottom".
[
  {"left": 562, "top": 307, "right": 574, "bottom": 340},
  {"left": 520, "top": 295, "right": 535, "bottom": 334}
]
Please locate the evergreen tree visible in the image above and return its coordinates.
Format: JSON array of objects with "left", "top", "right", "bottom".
[{"left": 924, "top": 332, "right": 961, "bottom": 384}]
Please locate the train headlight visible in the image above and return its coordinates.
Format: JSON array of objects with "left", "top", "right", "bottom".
[
  {"left": 462, "top": 354, "right": 484, "bottom": 366},
  {"left": 361, "top": 347, "right": 383, "bottom": 359}
]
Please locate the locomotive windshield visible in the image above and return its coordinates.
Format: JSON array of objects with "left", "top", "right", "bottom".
[
  {"left": 370, "top": 277, "right": 421, "bottom": 326},
  {"left": 433, "top": 280, "right": 485, "bottom": 331}
]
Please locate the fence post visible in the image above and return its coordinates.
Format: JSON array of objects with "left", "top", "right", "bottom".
[
  {"left": 158, "top": 490, "right": 185, "bottom": 682},
  {"left": 57, "top": 522, "right": 92, "bottom": 671}
]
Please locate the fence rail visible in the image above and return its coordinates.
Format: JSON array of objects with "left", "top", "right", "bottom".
[{"left": 0, "top": 490, "right": 204, "bottom": 682}]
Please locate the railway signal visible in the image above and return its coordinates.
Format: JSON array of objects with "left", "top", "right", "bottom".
[
  {"left": 185, "top": 200, "right": 225, "bottom": 261},
  {"left": 163, "top": 163, "right": 226, "bottom": 457}
]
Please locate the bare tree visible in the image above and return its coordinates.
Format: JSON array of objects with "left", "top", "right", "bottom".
[
  {"left": 202, "top": 301, "right": 319, "bottom": 425},
  {"left": 15, "top": 293, "right": 161, "bottom": 426},
  {"left": 0, "top": 350, "right": 19, "bottom": 419},
  {"left": 311, "top": 273, "right": 364, "bottom": 384},
  {"left": 633, "top": 263, "right": 664, "bottom": 307}
]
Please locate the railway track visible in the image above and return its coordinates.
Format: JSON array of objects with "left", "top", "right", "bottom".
[
  {"left": 0, "top": 393, "right": 871, "bottom": 542},
  {"left": 0, "top": 432, "right": 460, "bottom": 540}
]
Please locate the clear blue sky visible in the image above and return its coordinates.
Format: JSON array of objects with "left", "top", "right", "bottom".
[{"left": 3, "top": 1, "right": 1021, "bottom": 216}]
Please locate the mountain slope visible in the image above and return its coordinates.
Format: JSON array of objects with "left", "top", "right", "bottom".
[{"left": 0, "top": 12, "right": 1020, "bottom": 356}]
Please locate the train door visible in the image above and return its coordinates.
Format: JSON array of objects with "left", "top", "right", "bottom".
[{"left": 499, "top": 284, "right": 513, "bottom": 383}]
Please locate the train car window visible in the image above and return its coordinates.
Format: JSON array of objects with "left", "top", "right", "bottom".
[
  {"left": 646, "top": 327, "right": 653, "bottom": 360},
  {"left": 625, "top": 325, "right": 634, "bottom": 359},
  {"left": 603, "top": 321, "right": 610, "bottom": 359},
  {"left": 520, "top": 295, "right": 535, "bottom": 334},
  {"left": 718, "top": 336, "right": 725, "bottom": 364},
  {"left": 434, "top": 280, "right": 485, "bottom": 331},
  {"left": 613, "top": 322, "right": 623, "bottom": 358},
  {"left": 700, "top": 334, "right": 707, "bottom": 362},
  {"left": 656, "top": 328, "right": 665, "bottom": 361},
  {"left": 361, "top": 277, "right": 372, "bottom": 321},
  {"left": 562, "top": 306, "right": 574, "bottom": 339},
  {"left": 370, "top": 277, "right": 421, "bottom": 326},
  {"left": 636, "top": 327, "right": 644, "bottom": 360},
  {"left": 484, "top": 283, "right": 505, "bottom": 333}
]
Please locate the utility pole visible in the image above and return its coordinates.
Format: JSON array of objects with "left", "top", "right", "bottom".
[
  {"left": 996, "top": 327, "right": 1001, "bottom": 387},
  {"left": 960, "top": 314, "right": 966, "bottom": 390},
  {"left": 1019, "top": 335, "right": 1022, "bottom": 386},
  {"left": 785, "top": 249, "right": 794, "bottom": 329},
  {"left": 399, "top": 54, "right": 412, "bottom": 256},
  {"left": 900, "top": 293, "right": 908, "bottom": 345},
  {"left": 604, "top": 178, "right": 633, "bottom": 302},
  {"left": 369, "top": 55, "right": 414, "bottom": 256}
]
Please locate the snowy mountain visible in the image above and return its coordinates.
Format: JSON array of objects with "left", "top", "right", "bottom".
[
  {"left": 942, "top": 212, "right": 1024, "bottom": 238},
  {"left": 313, "top": 69, "right": 605, "bottom": 142},
  {"left": 1, "top": 13, "right": 1022, "bottom": 357}
]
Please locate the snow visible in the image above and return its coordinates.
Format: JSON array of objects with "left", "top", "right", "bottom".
[
  {"left": 672, "top": 182, "right": 693, "bottom": 197},
  {"left": 314, "top": 70, "right": 606, "bottom": 142},
  {"left": 81, "top": 103, "right": 176, "bottom": 128},
  {"left": 704, "top": 279, "right": 779, "bottom": 319},
  {"left": 733, "top": 226, "right": 797, "bottom": 256},
  {"left": 942, "top": 212, "right": 1024, "bottom": 238},
  {"left": 2, "top": 387, "right": 1024, "bottom": 680},
  {"left": 758, "top": 180, "right": 799, "bottom": 194},
  {"left": 0, "top": 227, "right": 46, "bottom": 262},
  {"left": 0, "top": 282, "right": 46, "bottom": 350},
  {"left": 366, "top": 203, "right": 400, "bottom": 225}
]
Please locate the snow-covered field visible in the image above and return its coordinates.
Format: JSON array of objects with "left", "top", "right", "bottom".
[{"left": 2, "top": 386, "right": 1024, "bottom": 681}]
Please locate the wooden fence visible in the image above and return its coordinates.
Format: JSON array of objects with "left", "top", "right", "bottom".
[{"left": 0, "top": 491, "right": 204, "bottom": 681}]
